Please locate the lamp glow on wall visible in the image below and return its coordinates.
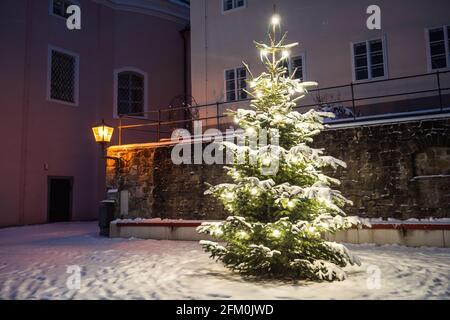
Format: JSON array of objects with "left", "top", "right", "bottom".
[{"left": 92, "top": 120, "right": 114, "bottom": 145}]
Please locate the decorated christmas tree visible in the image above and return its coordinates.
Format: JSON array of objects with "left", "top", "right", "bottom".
[{"left": 198, "top": 15, "right": 366, "bottom": 281}]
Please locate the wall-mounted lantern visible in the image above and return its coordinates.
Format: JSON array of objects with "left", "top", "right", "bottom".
[
  {"left": 92, "top": 120, "right": 114, "bottom": 145},
  {"left": 92, "top": 119, "right": 120, "bottom": 173}
]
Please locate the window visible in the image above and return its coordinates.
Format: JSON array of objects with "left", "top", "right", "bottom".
[
  {"left": 352, "top": 38, "right": 386, "bottom": 81},
  {"left": 427, "top": 26, "right": 450, "bottom": 70},
  {"left": 280, "top": 55, "right": 305, "bottom": 81},
  {"left": 48, "top": 47, "right": 78, "bottom": 104},
  {"left": 223, "top": 0, "right": 246, "bottom": 12},
  {"left": 51, "top": 0, "right": 76, "bottom": 19},
  {"left": 116, "top": 71, "right": 146, "bottom": 116},
  {"left": 225, "top": 67, "right": 247, "bottom": 102},
  {"left": 291, "top": 55, "right": 304, "bottom": 81}
]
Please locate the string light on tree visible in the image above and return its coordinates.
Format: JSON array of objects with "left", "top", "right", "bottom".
[
  {"left": 287, "top": 200, "right": 296, "bottom": 209},
  {"left": 237, "top": 231, "right": 248, "bottom": 240},
  {"left": 272, "top": 229, "right": 281, "bottom": 238},
  {"left": 214, "top": 228, "right": 223, "bottom": 237},
  {"left": 262, "top": 156, "right": 272, "bottom": 167},
  {"left": 224, "top": 191, "right": 234, "bottom": 201},
  {"left": 250, "top": 187, "right": 259, "bottom": 196},
  {"left": 246, "top": 127, "right": 256, "bottom": 135},
  {"left": 271, "top": 14, "right": 281, "bottom": 26},
  {"left": 273, "top": 113, "right": 283, "bottom": 122}
]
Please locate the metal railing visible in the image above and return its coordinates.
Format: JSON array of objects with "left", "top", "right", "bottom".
[{"left": 117, "top": 70, "right": 450, "bottom": 145}]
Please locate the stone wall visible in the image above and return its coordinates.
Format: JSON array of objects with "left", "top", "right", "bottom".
[{"left": 107, "top": 117, "right": 450, "bottom": 220}]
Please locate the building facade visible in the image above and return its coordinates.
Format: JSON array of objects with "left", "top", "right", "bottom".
[
  {"left": 0, "top": 0, "right": 189, "bottom": 227},
  {"left": 190, "top": 0, "right": 450, "bottom": 126}
]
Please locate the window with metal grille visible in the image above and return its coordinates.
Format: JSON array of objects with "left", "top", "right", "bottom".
[
  {"left": 50, "top": 49, "right": 77, "bottom": 104},
  {"left": 51, "top": 0, "right": 76, "bottom": 19},
  {"left": 352, "top": 38, "right": 386, "bottom": 81},
  {"left": 428, "top": 26, "right": 450, "bottom": 70},
  {"left": 225, "top": 67, "right": 247, "bottom": 102},
  {"left": 223, "top": 0, "right": 246, "bottom": 12},
  {"left": 117, "top": 72, "right": 145, "bottom": 116}
]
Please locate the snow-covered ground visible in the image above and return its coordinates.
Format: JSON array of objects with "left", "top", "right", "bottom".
[{"left": 0, "top": 222, "right": 449, "bottom": 300}]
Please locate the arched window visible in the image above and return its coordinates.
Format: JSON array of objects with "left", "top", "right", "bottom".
[{"left": 115, "top": 69, "right": 147, "bottom": 116}]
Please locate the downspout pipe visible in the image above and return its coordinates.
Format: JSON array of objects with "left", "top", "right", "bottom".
[{"left": 179, "top": 24, "right": 190, "bottom": 105}]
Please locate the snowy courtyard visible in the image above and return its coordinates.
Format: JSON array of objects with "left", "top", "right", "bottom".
[{"left": 0, "top": 222, "right": 449, "bottom": 300}]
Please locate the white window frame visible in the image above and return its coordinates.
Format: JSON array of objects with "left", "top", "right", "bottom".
[
  {"left": 425, "top": 25, "right": 450, "bottom": 72},
  {"left": 49, "top": 0, "right": 80, "bottom": 20},
  {"left": 47, "top": 45, "right": 80, "bottom": 106},
  {"left": 289, "top": 53, "right": 306, "bottom": 81},
  {"left": 221, "top": 0, "right": 247, "bottom": 14},
  {"left": 113, "top": 67, "right": 148, "bottom": 119},
  {"left": 168, "top": 0, "right": 190, "bottom": 8},
  {"left": 224, "top": 67, "right": 247, "bottom": 102},
  {"left": 350, "top": 36, "right": 388, "bottom": 83}
]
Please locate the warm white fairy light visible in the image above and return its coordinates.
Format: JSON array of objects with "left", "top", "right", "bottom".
[
  {"left": 256, "top": 91, "right": 263, "bottom": 98},
  {"left": 234, "top": 116, "right": 240, "bottom": 124},
  {"left": 237, "top": 230, "right": 248, "bottom": 239},
  {"left": 290, "top": 155, "right": 300, "bottom": 163},
  {"left": 287, "top": 200, "right": 296, "bottom": 209},
  {"left": 272, "top": 229, "right": 281, "bottom": 238},
  {"left": 271, "top": 14, "right": 281, "bottom": 26},
  {"left": 282, "top": 50, "right": 290, "bottom": 59},
  {"left": 250, "top": 187, "right": 259, "bottom": 196},
  {"left": 262, "top": 157, "right": 272, "bottom": 166},
  {"left": 273, "top": 113, "right": 283, "bottom": 122},
  {"left": 246, "top": 127, "right": 256, "bottom": 135},
  {"left": 224, "top": 191, "right": 234, "bottom": 201}
]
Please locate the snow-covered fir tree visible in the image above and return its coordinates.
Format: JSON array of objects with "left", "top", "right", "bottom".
[{"left": 197, "top": 15, "right": 367, "bottom": 281}]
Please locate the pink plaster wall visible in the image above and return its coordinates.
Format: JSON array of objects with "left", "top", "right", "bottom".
[{"left": 0, "top": 0, "right": 189, "bottom": 227}]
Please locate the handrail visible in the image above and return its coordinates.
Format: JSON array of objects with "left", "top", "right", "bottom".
[{"left": 117, "top": 70, "right": 450, "bottom": 145}]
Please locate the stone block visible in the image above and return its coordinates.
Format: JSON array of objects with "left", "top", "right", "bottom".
[
  {"left": 404, "top": 229, "right": 444, "bottom": 248},
  {"left": 444, "top": 230, "right": 450, "bottom": 248},
  {"left": 357, "top": 229, "right": 374, "bottom": 244},
  {"left": 119, "top": 226, "right": 169, "bottom": 240},
  {"left": 334, "top": 230, "right": 347, "bottom": 243},
  {"left": 346, "top": 229, "right": 359, "bottom": 244},
  {"left": 373, "top": 229, "right": 403, "bottom": 245},
  {"left": 109, "top": 223, "right": 120, "bottom": 238}
]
